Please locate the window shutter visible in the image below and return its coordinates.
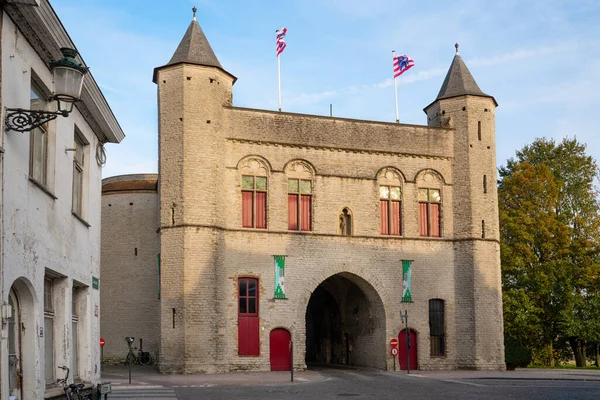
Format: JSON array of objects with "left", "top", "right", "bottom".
[
  {"left": 391, "top": 201, "right": 401, "bottom": 236},
  {"left": 431, "top": 204, "right": 440, "bottom": 237},
  {"left": 300, "top": 195, "right": 311, "bottom": 231},
  {"left": 255, "top": 192, "right": 267, "bottom": 229},
  {"left": 419, "top": 203, "right": 428, "bottom": 236},
  {"left": 380, "top": 200, "right": 389, "bottom": 234},
  {"left": 288, "top": 195, "right": 298, "bottom": 230},
  {"left": 242, "top": 191, "right": 253, "bottom": 228}
]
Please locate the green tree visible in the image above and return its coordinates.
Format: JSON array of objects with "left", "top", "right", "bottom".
[{"left": 499, "top": 138, "right": 600, "bottom": 367}]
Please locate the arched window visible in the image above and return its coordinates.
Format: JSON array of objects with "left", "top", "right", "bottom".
[
  {"left": 240, "top": 158, "right": 269, "bottom": 229},
  {"left": 428, "top": 299, "right": 445, "bottom": 356},
  {"left": 286, "top": 161, "right": 314, "bottom": 232},
  {"left": 417, "top": 170, "right": 443, "bottom": 237},
  {"left": 378, "top": 168, "right": 403, "bottom": 236},
  {"left": 339, "top": 208, "right": 352, "bottom": 236}
]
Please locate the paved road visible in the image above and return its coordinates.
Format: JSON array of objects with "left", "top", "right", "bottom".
[
  {"left": 104, "top": 366, "right": 600, "bottom": 400},
  {"left": 172, "top": 368, "right": 600, "bottom": 400}
]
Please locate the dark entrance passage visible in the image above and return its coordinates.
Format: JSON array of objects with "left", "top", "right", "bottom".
[{"left": 305, "top": 273, "right": 386, "bottom": 369}]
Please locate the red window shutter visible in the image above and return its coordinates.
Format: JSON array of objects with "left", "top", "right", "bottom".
[
  {"left": 431, "top": 203, "right": 441, "bottom": 237},
  {"left": 242, "top": 191, "right": 253, "bottom": 228},
  {"left": 255, "top": 192, "right": 267, "bottom": 229},
  {"left": 419, "top": 203, "right": 428, "bottom": 236},
  {"left": 300, "top": 195, "right": 311, "bottom": 231},
  {"left": 391, "top": 201, "right": 401, "bottom": 236},
  {"left": 288, "top": 195, "right": 298, "bottom": 230},
  {"left": 380, "top": 200, "right": 389, "bottom": 234}
]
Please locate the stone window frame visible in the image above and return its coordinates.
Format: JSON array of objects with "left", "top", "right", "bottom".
[
  {"left": 428, "top": 298, "right": 446, "bottom": 357},
  {"left": 239, "top": 157, "right": 270, "bottom": 229},
  {"left": 285, "top": 160, "right": 315, "bottom": 232},
  {"left": 377, "top": 167, "right": 405, "bottom": 236},
  {"left": 416, "top": 169, "right": 445, "bottom": 238},
  {"left": 339, "top": 207, "right": 353, "bottom": 236}
]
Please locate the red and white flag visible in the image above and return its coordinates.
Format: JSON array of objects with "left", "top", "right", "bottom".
[{"left": 276, "top": 27, "right": 287, "bottom": 56}]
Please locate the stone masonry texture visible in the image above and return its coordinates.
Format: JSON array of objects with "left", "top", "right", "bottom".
[{"left": 101, "top": 50, "right": 505, "bottom": 374}]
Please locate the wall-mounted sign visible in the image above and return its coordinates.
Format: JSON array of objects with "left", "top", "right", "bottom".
[
  {"left": 273, "top": 255, "right": 286, "bottom": 299},
  {"left": 92, "top": 277, "right": 99, "bottom": 290}
]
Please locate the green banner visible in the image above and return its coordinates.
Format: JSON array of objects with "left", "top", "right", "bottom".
[
  {"left": 402, "top": 260, "right": 412, "bottom": 302},
  {"left": 274, "top": 255, "right": 286, "bottom": 299}
]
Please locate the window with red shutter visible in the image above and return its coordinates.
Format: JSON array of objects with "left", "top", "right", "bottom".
[
  {"left": 241, "top": 175, "right": 267, "bottom": 229},
  {"left": 238, "top": 278, "right": 259, "bottom": 355},
  {"left": 419, "top": 188, "right": 442, "bottom": 237},
  {"left": 379, "top": 186, "right": 402, "bottom": 236},
  {"left": 287, "top": 179, "right": 312, "bottom": 231}
]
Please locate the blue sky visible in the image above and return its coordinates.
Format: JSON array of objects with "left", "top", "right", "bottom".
[{"left": 50, "top": 0, "right": 600, "bottom": 179}]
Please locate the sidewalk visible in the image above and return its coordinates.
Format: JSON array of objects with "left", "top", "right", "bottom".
[
  {"left": 389, "top": 367, "right": 600, "bottom": 381},
  {"left": 101, "top": 365, "right": 324, "bottom": 388}
]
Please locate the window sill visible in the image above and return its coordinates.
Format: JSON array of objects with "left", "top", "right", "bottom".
[
  {"left": 72, "top": 212, "right": 91, "bottom": 228},
  {"left": 29, "top": 177, "right": 57, "bottom": 200}
]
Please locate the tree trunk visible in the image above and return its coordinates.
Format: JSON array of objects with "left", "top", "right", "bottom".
[
  {"left": 595, "top": 343, "right": 599, "bottom": 367},
  {"left": 571, "top": 337, "right": 585, "bottom": 367},
  {"left": 582, "top": 343, "right": 587, "bottom": 367}
]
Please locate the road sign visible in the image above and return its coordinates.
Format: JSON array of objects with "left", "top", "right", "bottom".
[
  {"left": 390, "top": 338, "right": 399, "bottom": 348},
  {"left": 391, "top": 347, "right": 399, "bottom": 356},
  {"left": 100, "top": 337, "right": 105, "bottom": 347}
]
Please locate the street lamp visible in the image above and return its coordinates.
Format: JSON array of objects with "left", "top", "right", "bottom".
[{"left": 5, "top": 47, "right": 88, "bottom": 132}]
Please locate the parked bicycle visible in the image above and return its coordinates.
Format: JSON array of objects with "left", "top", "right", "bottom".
[
  {"left": 57, "top": 366, "right": 92, "bottom": 400},
  {"left": 126, "top": 337, "right": 153, "bottom": 365}
]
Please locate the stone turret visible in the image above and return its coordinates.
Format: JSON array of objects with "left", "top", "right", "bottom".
[
  {"left": 153, "top": 8, "right": 236, "bottom": 373},
  {"left": 425, "top": 44, "right": 505, "bottom": 370}
]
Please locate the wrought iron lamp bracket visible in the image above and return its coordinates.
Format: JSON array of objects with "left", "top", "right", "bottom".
[{"left": 5, "top": 97, "right": 76, "bottom": 133}]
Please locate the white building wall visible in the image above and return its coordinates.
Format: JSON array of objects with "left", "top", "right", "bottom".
[{"left": 0, "top": 7, "right": 112, "bottom": 399}]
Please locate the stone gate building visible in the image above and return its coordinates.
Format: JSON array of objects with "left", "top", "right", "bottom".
[{"left": 101, "top": 13, "right": 505, "bottom": 373}]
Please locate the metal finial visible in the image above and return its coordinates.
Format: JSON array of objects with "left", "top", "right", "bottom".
[
  {"left": 192, "top": 6, "right": 197, "bottom": 20},
  {"left": 455, "top": 42, "right": 459, "bottom": 55}
]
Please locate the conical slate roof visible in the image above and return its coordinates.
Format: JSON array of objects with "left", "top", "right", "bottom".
[
  {"left": 168, "top": 19, "right": 223, "bottom": 69},
  {"left": 153, "top": 15, "right": 236, "bottom": 83},
  {"left": 436, "top": 54, "right": 491, "bottom": 101},
  {"left": 425, "top": 48, "right": 497, "bottom": 110}
]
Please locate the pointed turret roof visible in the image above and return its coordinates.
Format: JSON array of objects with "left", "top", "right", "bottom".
[
  {"left": 168, "top": 18, "right": 222, "bottom": 69},
  {"left": 153, "top": 9, "right": 236, "bottom": 83},
  {"left": 425, "top": 44, "right": 496, "bottom": 110}
]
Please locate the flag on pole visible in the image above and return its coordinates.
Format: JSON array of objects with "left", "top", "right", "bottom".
[
  {"left": 401, "top": 260, "right": 412, "bottom": 302},
  {"left": 276, "top": 27, "right": 288, "bottom": 56},
  {"left": 393, "top": 55, "right": 414, "bottom": 78}
]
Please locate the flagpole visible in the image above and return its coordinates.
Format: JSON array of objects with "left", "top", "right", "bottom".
[
  {"left": 392, "top": 50, "right": 399, "bottom": 123},
  {"left": 277, "top": 54, "right": 282, "bottom": 111}
]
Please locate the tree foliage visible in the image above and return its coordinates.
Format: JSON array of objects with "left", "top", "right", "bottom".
[{"left": 499, "top": 138, "right": 600, "bottom": 366}]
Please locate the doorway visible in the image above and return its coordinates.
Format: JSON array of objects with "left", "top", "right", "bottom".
[
  {"left": 8, "top": 288, "right": 22, "bottom": 399},
  {"left": 269, "top": 328, "right": 291, "bottom": 371},
  {"left": 305, "top": 272, "right": 386, "bottom": 369},
  {"left": 398, "top": 329, "right": 418, "bottom": 370}
]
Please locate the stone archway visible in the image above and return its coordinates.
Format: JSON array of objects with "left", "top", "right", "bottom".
[
  {"left": 305, "top": 272, "right": 386, "bottom": 369},
  {"left": 8, "top": 278, "right": 38, "bottom": 400}
]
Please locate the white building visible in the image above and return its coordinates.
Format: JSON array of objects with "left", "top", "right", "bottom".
[{"left": 0, "top": 1, "right": 124, "bottom": 399}]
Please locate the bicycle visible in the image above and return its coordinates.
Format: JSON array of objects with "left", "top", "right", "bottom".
[
  {"left": 126, "top": 337, "right": 153, "bottom": 365},
  {"left": 57, "top": 366, "right": 92, "bottom": 400}
]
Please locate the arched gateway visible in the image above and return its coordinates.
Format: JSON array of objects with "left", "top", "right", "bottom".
[{"left": 305, "top": 272, "right": 386, "bottom": 369}]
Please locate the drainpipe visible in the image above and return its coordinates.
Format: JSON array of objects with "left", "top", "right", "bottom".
[{"left": 0, "top": 3, "right": 6, "bottom": 400}]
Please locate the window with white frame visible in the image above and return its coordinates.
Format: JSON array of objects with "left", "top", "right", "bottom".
[
  {"left": 44, "top": 277, "right": 55, "bottom": 383},
  {"left": 30, "top": 82, "right": 49, "bottom": 186},
  {"left": 72, "top": 130, "right": 87, "bottom": 217}
]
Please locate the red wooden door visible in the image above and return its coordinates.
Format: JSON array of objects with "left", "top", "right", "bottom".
[
  {"left": 270, "top": 328, "right": 291, "bottom": 371},
  {"left": 398, "top": 329, "right": 418, "bottom": 370}
]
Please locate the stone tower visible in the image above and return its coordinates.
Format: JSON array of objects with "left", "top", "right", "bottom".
[
  {"left": 424, "top": 45, "right": 505, "bottom": 369},
  {"left": 153, "top": 11, "right": 236, "bottom": 373}
]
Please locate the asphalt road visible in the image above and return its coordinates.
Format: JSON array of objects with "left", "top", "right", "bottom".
[{"left": 172, "top": 367, "right": 600, "bottom": 400}]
